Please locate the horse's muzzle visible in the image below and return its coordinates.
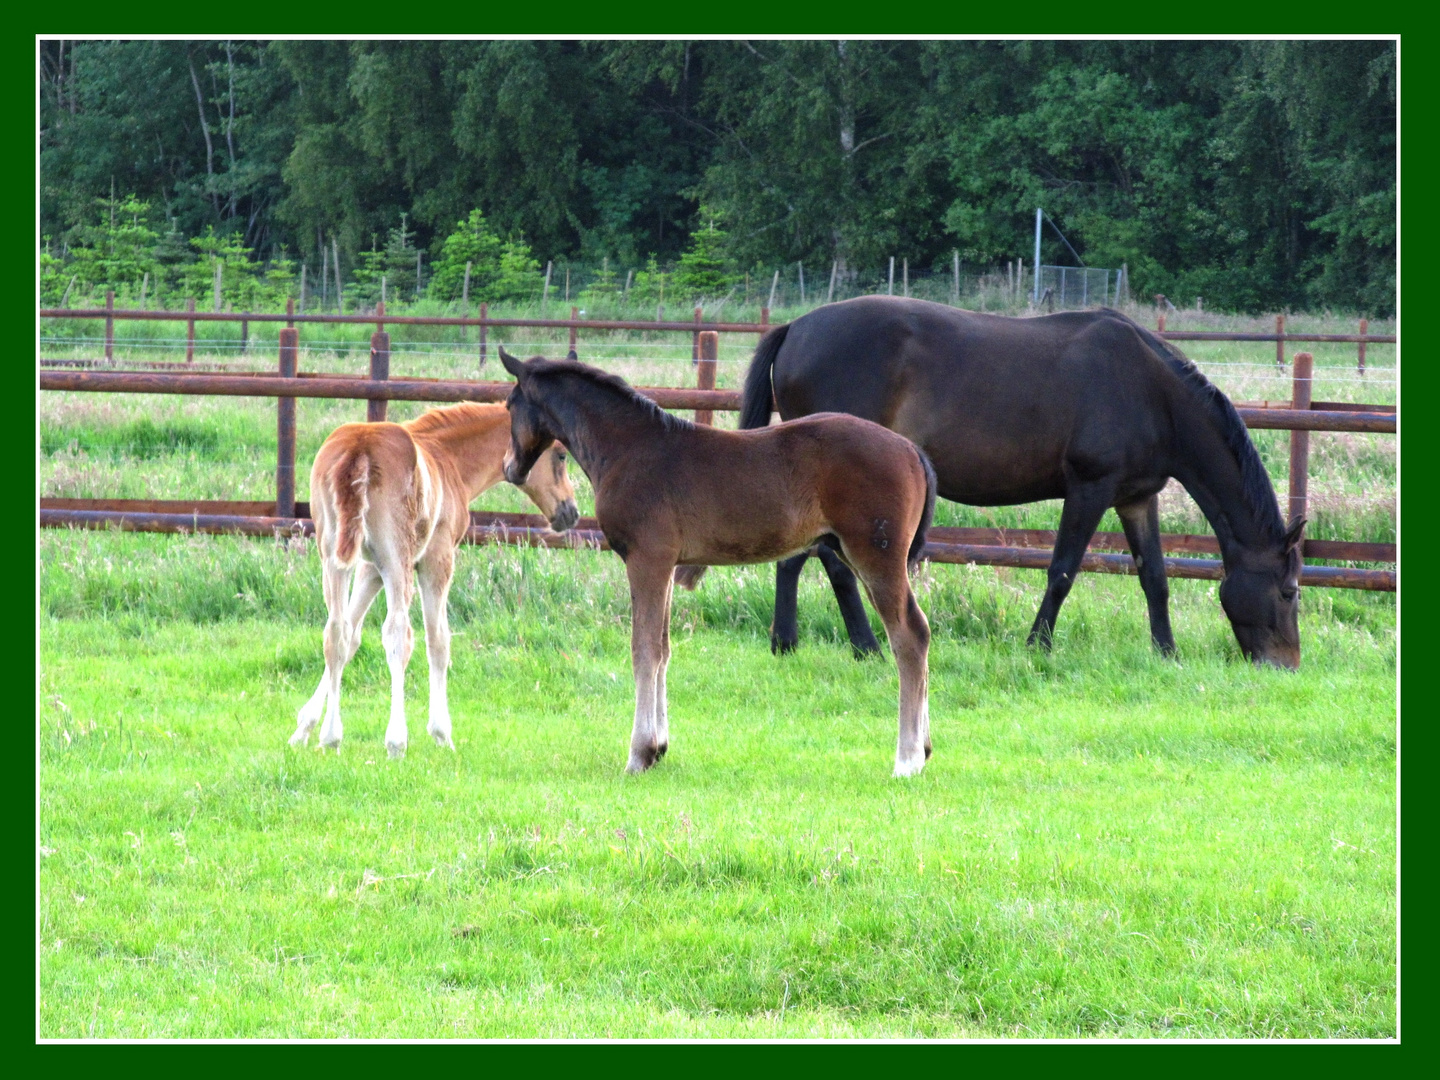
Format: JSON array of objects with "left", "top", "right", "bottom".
[
  {"left": 549, "top": 499, "right": 580, "bottom": 533},
  {"left": 503, "top": 454, "right": 528, "bottom": 486}
]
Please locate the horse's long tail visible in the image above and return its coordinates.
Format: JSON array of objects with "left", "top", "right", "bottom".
[
  {"left": 907, "top": 445, "right": 938, "bottom": 574},
  {"left": 331, "top": 452, "right": 371, "bottom": 567},
  {"left": 739, "top": 323, "right": 791, "bottom": 430}
]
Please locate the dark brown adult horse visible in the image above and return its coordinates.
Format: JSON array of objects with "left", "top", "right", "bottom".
[
  {"left": 499, "top": 347, "right": 939, "bottom": 777},
  {"left": 740, "top": 296, "right": 1305, "bottom": 669}
]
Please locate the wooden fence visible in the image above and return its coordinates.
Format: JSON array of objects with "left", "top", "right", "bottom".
[{"left": 39, "top": 303, "right": 1397, "bottom": 591}]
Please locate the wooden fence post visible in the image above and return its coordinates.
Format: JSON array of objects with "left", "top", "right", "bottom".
[
  {"left": 761, "top": 307, "right": 770, "bottom": 328},
  {"left": 240, "top": 316, "right": 249, "bottom": 355},
  {"left": 369, "top": 318, "right": 391, "bottom": 423},
  {"left": 104, "top": 290, "right": 114, "bottom": 363},
  {"left": 695, "top": 331, "right": 718, "bottom": 425},
  {"left": 186, "top": 298, "right": 196, "bottom": 364},
  {"left": 461, "top": 261, "right": 471, "bottom": 343},
  {"left": 1157, "top": 312, "right": 1166, "bottom": 333},
  {"left": 1275, "top": 314, "right": 1286, "bottom": 371},
  {"left": 1358, "top": 318, "right": 1368, "bottom": 376},
  {"left": 479, "top": 301, "right": 488, "bottom": 372},
  {"left": 693, "top": 305, "right": 703, "bottom": 363},
  {"left": 286, "top": 296, "right": 295, "bottom": 329},
  {"left": 1289, "top": 351, "right": 1313, "bottom": 525},
  {"left": 569, "top": 306, "right": 579, "bottom": 357},
  {"left": 276, "top": 327, "right": 299, "bottom": 518}
]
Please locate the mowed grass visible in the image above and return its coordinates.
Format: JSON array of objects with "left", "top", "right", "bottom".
[{"left": 38, "top": 529, "right": 1396, "bottom": 1038}]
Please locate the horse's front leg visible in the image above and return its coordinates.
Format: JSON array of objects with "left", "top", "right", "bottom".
[
  {"left": 1116, "top": 494, "right": 1176, "bottom": 656},
  {"left": 625, "top": 555, "right": 675, "bottom": 773},
  {"left": 654, "top": 570, "right": 675, "bottom": 759},
  {"left": 1027, "top": 482, "right": 1114, "bottom": 650}
]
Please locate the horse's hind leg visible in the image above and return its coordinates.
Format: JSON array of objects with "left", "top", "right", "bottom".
[
  {"left": 1117, "top": 495, "right": 1175, "bottom": 656},
  {"left": 625, "top": 555, "right": 675, "bottom": 773},
  {"left": 816, "top": 542, "right": 882, "bottom": 658},
  {"left": 770, "top": 552, "right": 810, "bottom": 654},
  {"left": 295, "top": 563, "right": 384, "bottom": 747},
  {"left": 854, "top": 562, "right": 932, "bottom": 777},
  {"left": 380, "top": 565, "right": 417, "bottom": 759},
  {"left": 417, "top": 547, "right": 456, "bottom": 750},
  {"left": 293, "top": 559, "right": 353, "bottom": 747},
  {"left": 1027, "top": 483, "right": 1114, "bottom": 650}
]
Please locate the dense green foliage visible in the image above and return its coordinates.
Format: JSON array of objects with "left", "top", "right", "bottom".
[{"left": 40, "top": 40, "right": 1394, "bottom": 314}]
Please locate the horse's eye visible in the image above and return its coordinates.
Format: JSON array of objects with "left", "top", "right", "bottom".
[
  {"left": 557, "top": 450, "right": 566, "bottom": 462},
  {"left": 1280, "top": 587, "right": 1298, "bottom": 602}
]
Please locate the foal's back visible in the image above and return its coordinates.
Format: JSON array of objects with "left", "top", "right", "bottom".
[{"left": 602, "top": 412, "right": 930, "bottom": 567}]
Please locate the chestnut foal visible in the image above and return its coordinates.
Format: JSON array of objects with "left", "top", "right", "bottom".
[
  {"left": 499, "top": 349, "right": 938, "bottom": 778},
  {"left": 290, "top": 402, "right": 578, "bottom": 757}
]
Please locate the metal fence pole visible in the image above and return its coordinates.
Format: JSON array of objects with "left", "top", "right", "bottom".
[
  {"left": 276, "top": 326, "right": 299, "bottom": 518},
  {"left": 695, "top": 331, "right": 718, "bottom": 425},
  {"left": 479, "top": 301, "right": 488, "bottom": 373},
  {"left": 1289, "top": 351, "right": 1314, "bottom": 525},
  {"left": 693, "top": 305, "right": 703, "bottom": 363},
  {"left": 1358, "top": 318, "right": 1368, "bottom": 376},
  {"left": 368, "top": 323, "right": 391, "bottom": 423},
  {"left": 569, "top": 306, "right": 579, "bottom": 357},
  {"left": 1275, "top": 314, "right": 1286, "bottom": 371},
  {"left": 104, "top": 290, "right": 114, "bottom": 363}
]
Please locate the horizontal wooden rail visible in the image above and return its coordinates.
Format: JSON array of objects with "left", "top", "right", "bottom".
[
  {"left": 40, "top": 370, "right": 1395, "bottom": 433},
  {"left": 40, "top": 506, "right": 1395, "bottom": 591},
  {"left": 40, "top": 306, "right": 1397, "bottom": 344},
  {"left": 41, "top": 307, "right": 770, "bottom": 335},
  {"left": 38, "top": 501, "right": 1396, "bottom": 565}
]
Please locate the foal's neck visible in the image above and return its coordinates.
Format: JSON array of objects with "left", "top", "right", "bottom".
[
  {"left": 408, "top": 406, "right": 509, "bottom": 498},
  {"left": 540, "top": 373, "right": 668, "bottom": 487}
]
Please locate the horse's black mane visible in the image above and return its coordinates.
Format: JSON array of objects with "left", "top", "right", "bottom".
[
  {"left": 524, "top": 356, "right": 695, "bottom": 434},
  {"left": 1106, "top": 309, "right": 1286, "bottom": 543}
]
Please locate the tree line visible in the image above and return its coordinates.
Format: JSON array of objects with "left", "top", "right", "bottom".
[{"left": 39, "top": 39, "right": 1395, "bottom": 315}]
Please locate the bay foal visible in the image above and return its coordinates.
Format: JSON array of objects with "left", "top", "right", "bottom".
[
  {"left": 499, "top": 348, "right": 938, "bottom": 778},
  {"left": 290, "top": 402, "right": 578, "bottom": 757}
]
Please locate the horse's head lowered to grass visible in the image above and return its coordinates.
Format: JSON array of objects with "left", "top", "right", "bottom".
[{"left": 1220, "top": 516, "right": 1306, "bottom": 670}]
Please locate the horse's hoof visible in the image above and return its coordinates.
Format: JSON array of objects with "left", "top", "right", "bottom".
[
  {"left": 655, "top": 741, "right": 668, "bottom": 760},
  {"left": 924, "top": 742, "right": 933, "bottom": 760},
  {"left": 386, "top": 741, "right": 407, "bottom": 760},
  {"left": 287, "top": 730, "right": 308, "bottom": 748},
  {"left": 625, "top": 746, "right": 659, "bottom": 773},
  {"left": 429, "top": 727, "right": 455, "bottom": 750},
  {"left": 851, "top": 639, "right": 883, "bottom": 660},
  {"left": 893, "top": 752, "right": 927, "bottom": 778},
  {"left": 771, "top": 636, "right": 798, "bottom": 656}
]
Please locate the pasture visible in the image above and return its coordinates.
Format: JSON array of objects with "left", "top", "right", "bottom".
[{"left": 38, "top": 311, "right": 1396, "bottom": 1038}]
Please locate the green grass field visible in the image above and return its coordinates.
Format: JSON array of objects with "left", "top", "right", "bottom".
[{"left": 38, "top": 307, "right": 1396, "bottom": 1038}]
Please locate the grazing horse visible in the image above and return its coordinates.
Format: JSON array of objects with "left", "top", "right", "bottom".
[
  {"left": 289, "top": 403, "right": 579, "bottom": 757},
  {"left": 498, "top": 348, "right": 938, "bottom": 778},
  {"left": 740, "top": 296, "right": 1305, "bottom": 669}
]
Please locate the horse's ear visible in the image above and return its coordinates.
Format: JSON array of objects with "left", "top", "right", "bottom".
[
  {"left": 499, "top": 347, "right": 526, "bottom": 380},
  {"left": 1283, "top": 517, "right": 1307, "bottom": 551}
]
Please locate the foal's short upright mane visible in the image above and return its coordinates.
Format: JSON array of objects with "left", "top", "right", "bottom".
[
  {"left": 1120, "top": 311, "right": 1286, "bottom": 545},
  {"left": 404, "top": 402, "right": 494, "bottom": 434},
  {"left": 527, "top": 358, "right": 695, "bottom": 434}
]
